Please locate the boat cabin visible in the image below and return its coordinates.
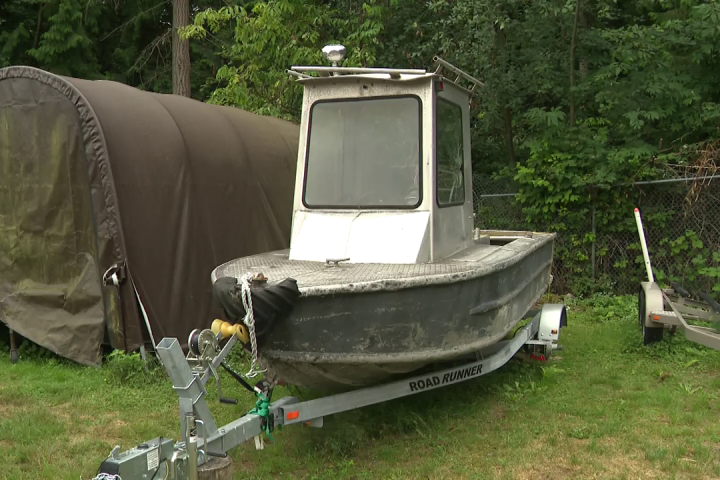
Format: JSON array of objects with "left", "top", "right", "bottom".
[{"left": 286, "top": 45, "right": 483, "bottom": 264}]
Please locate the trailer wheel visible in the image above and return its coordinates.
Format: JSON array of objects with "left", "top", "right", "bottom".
[
  {"left": 639, "top": 285, "right": 664, "bottom": 345},
  {"left": 638, "top": 287, "right": 645, "bottom": 329},
  {"left": 643, "top": 322, "right": 664, "bottom": 345}
]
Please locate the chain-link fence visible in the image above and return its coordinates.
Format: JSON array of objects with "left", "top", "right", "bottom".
[{"left": 472, "top": 175, "right": 720, "bottom": 296}]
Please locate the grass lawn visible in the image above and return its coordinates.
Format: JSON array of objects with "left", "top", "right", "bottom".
[{"left": 2, "top": 294, "right": 720, "bottom": 479}]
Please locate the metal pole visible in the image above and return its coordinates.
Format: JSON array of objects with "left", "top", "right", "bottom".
[
  {"left": 634, "top": 208, "right": 654, "bottom": 283},
  {"left": 186, "top": 413, "right": 199, "bottom": 480},
  {"left": 478, "top": 193, "right": 517, "bottom": 198},
  {"left": 632, "top": 174, "right": 720, "bottom": 185},
  {"left": 290, "top": 66, "right": 426, "bottom": 75}
]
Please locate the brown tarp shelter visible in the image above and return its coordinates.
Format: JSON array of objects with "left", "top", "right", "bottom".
[{"left": 0, "top": 66, "right": 299, "bottom": 366}]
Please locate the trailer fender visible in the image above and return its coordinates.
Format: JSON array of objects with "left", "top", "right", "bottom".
[
  {"left": 537, "top": 303, "right": 567, "bottom": 343},
  {"left": 639, "top": 282, "right": 664, "bottom": 328}
]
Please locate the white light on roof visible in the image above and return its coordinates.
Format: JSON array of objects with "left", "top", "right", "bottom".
[{"left": 322, "top": 45, "right": 346, "bottom": 65}]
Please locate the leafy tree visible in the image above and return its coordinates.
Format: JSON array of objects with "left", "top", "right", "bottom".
[
  {"left": 0, "top": 0, "right": 234, "bottom": 99},
  {"left": 510, "top": 0, "right": 720, "bottom": 293},
  {"left": 28, "top": 0, "right": 102, "bottom": 78},
  {"left": 183, "top": 0, "right": 387, "bottom": 119},
  {"left": 1, "top": 0, "right": 46, "bottom": 69},
  {"left": 2, "top": 0, "right": 720, "bottom": 294}
]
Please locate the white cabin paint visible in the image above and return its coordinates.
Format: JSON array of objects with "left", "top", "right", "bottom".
[
  {"left": 289, "top": 210, "right": 431, "bottom": 264},
  {"left": 287, "top": 57, "right": 477, "bottom": 265}
]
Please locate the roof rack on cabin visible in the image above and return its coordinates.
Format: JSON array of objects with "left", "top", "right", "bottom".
[
  {"left": 286, "top": 44, "right": 426, "bottom": 79},
  {"left": 431, "top": 56, "right": 484, "bottom": 93},
  {"left": 285, "top": 45, "right": 484, "bottom": 92}
]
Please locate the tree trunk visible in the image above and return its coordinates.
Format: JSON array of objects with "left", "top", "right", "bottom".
[
  {"left": 172, "top": 0, "right": 191, "bottom": 97},
  {"left": 493, "top": 23, "right": 515, "bottom": 168},
  {"left": 503, "top": 106, "right": 516, "bottom": 168},
  {"left": 569, "top": 0, "right": 581, "bottom": 127},
  {"left": 578, "top": 8, "right": 589, "bottom": 78},
  {"left": 33, "top": 1, "right": 45, "bottom": 50}
]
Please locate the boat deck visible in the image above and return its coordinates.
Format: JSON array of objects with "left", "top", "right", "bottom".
[{"left": 212, "top": 232, "right": 555, "bottom": 295}]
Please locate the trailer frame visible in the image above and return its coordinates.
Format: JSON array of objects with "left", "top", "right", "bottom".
[
  {"left": 93, "top": 303, "right": 567, "bottom": 480},
  {"left": 634, "top": 208, "right": 720, "bottom": 349}
]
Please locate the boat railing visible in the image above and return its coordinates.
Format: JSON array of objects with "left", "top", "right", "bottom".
[
  {"left": 286, "top": 66, "right": 427, "bottom": 79},
  {"left": 285, "top": 57, "right": 484, "bottom": 96},
  {"left": 431, "top": 56, "right": 485, "bottom": 93}
]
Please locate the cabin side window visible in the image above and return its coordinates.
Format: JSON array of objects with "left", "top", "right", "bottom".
[
  {"left": 303, "top": 96, "right": 422, "bottom": 209},
  {"left": 435, "top": 98, "right": 465, "bottom": 207}
]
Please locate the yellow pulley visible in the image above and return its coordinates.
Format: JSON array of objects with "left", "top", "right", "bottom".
[{"left": 211, "top": 319, "right": 250, "bottom": 344}]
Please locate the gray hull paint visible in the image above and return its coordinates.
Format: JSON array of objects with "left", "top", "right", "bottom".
[{"left": 212, "top": 234, "right": 555, "bottom": 390}]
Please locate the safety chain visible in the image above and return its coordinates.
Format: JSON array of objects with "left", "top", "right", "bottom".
[
  {"left": 239, "top": 272, "right": 266, "bottom": 378},
  {"left": 91, "top": 474, "right": 122, "bottom": 480}
]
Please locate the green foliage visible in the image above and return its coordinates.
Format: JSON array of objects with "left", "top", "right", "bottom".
[
  {"left": 4, "top": 296, "right": 720, "bottom": 478},
  {"left": 103, "top": 349, "right": 167, "bottom": 388},
  {"left": 27, "top": 0, "right": 101, "bottom": 77},
  {"left": 504, "top": 0, "right": 720, "bottom": 295},
  {"left": 184, "top": 0, "right": 387, "bottom": 120},
  {"left": 513, "top": 114, "right": 658, "bottom": 294},
  {"left": 2, "top": 0, "right": 720, "bottom": 296},
  {"left": 0, "top": 335, "right": 61, "bottom": 362},
  {"left": 650, "top": 229, "right": 720, "bottom": 293},
  {"left": 572, "top": 294, "right": 638, "bottom": 323},
  {"left": 0, "top": 0, "right": 237, "bottom": 98},
  {"left": 0, "top": 0, "right": 42, "bottom": 68},
  {"left": 589, "top": 0, "right": 720, "bottom": 147}
]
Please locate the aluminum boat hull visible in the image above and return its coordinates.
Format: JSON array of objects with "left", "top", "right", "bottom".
[{"left": 211, "top": 231, "right": 555, "bottom": 390}]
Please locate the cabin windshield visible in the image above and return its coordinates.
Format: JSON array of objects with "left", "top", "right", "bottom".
[{"left": 303, "top": 96, "right": 422, "bottom": 209}]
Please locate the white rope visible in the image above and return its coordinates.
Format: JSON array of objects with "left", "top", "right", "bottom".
[{"left": 239, "top": 272, "right": 266, "bottom": 378}]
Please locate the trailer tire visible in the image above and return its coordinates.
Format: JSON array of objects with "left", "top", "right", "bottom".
[
  {"left": 638, "top": 287, "right": 645, "bottom": 329},
  {"left": 639, "top": 285, "right": 663, "bottom": 345},
  {"left": 643, "top": 322, "right": 664, "bottom": 345}
]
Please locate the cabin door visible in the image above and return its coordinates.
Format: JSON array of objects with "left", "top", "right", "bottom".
[{"left": 431, "top": 88, "right": 474, "bottom": 261}]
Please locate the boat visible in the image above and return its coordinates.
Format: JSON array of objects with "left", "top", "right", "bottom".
[{"left": 210, "top": 46, "right": 556, "bottom": 391}]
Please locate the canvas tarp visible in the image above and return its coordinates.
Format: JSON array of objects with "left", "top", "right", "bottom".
[{"left": 0, "top": 66, "right": 299, "bottom": 366}]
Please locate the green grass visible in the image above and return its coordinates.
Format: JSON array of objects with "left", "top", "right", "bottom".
[{"left": 2, "top": 295, "right": 720, "bottom": 479}]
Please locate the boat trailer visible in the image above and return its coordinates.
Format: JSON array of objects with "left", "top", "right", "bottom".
[
  {"left": 92, "top": 304, "right": 567, "bottom": 480},
  {"left": 635, "top": 208, "right": 720, "bottom": 349}
]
